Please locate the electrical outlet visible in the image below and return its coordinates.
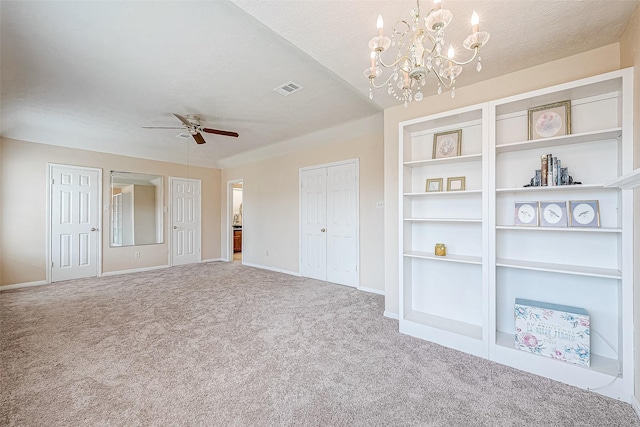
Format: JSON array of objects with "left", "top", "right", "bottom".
[
  {"left": 376, "top": 200, "right": 384, "bottom": 209},
  {"left": 135, "top": 251, "right": 141, "bottom": 259}
]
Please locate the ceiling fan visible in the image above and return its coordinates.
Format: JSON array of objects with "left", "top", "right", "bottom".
[{"left": 143, "top": 113, "right": 239, "bottom": 144}]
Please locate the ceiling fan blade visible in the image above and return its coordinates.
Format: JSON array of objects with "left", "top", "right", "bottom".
[
  {"left": 142, "top": 126, "right": 183, "bottom": 129},
  {"left": 173, "top": 113, "right": 194, "bottom": 128},
  {"left": 192, "top": 132, "right": 206, "bottom": 144},
  {"left": 201, "top": 127, "right": 239, "bottom": 138}
]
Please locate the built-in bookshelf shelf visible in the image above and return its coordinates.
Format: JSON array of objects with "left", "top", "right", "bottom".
[
  {"left": 405, "top": 251, "right": 482, "bottom": 265},
  {"left": 495, "top": 184, "right": 607, "bottom": 193},
  {"left": 495, "top": 332, "right": 620, "bottom": 377},
  {"left": 405, "top": 218, "right": 482, "bottom": 223},
  {"left": 405, "top": 310, "right": 483, "bottom": 340},
  {"left": 404, "top": 153, "right": 482, "bottom": 168},
  {"left": 496, "top": 258, "right": 621, "bottom": 279},
  {"left": 399, "top": 69, "right": 633, "bottom": 402},
  {"left": 496, "top": 225, "right": 622, "bottom": 233},
  {"left": 495, "top": 128, "right": 622, "bottom": 154},
  {"left": 404, "top": 190, "right": 482, "bottom": 197}
]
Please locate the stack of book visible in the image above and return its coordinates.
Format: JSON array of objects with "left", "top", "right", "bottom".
[{"left": 534, "top": 154, "right": 569, "bottom": 187}]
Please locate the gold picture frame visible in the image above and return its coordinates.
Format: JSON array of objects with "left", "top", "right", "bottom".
[
  {"left": 425, "top": 178, "right": 443, "bottom": 192},
  {"left": 432, "top": 129, "right": 462, "bottom": 159},
  {"left": 446, "top": 176, "right": 466, "bottom": 191},
  {"left": 528, "top": 100, "right": 571, "bottom": 140}
]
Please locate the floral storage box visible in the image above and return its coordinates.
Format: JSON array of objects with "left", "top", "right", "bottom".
[{"left": 514, "top": 298, "right": 590, "bottom": 367}]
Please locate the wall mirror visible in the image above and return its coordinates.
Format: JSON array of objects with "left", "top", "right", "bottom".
[{"left": 110, "top": 171, "right": 164, "bottom": 247}]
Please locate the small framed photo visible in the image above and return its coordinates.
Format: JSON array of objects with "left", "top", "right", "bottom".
[
  {"left": 432, "top": 129, "right": 462, "bottom": 159},
  {"left": 569, "top": 200, "right": 600, "bottom": 228},
  {"left": 528, "top": 100, "right": 571, "bottom": 140},
  {"left": 446, "top": 176, "right": 466, "bottom": 191},
  {"left": 425, "top": 178, "right": 443, "bottom": 192},
  {"left": 540, "top": 201, "right": 568, "bottom": 227},
  {"left": 514, "top": 201, "right": 539, "bottom": 226}
]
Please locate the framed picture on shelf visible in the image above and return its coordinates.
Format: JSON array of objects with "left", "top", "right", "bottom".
[
  {"left": 569, "top": 200, "right": 600, "bottom": 227},
  {"left": 446, "top": 176, "right": 466, "bottom": 191},
  {"left": 425, "top": 178, "right": 443, "bottom": 192},
  {"left": 514, "top": 201, "right": 539, "bottom": 226},
  {"left": 432, "top": 129, "right": 462, "bottom": 159},
  {"left": 528, "top": 100, "right": 571, "bottom": 140},
  {"left": 540, "top": 201, "right": 568, "bottom": 227}
]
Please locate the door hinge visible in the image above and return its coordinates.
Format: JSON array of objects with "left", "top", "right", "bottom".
[
  {"left": 51, "top": 262, "right": 54, "bottom": 268},
  {"left": 51, "top": 178, "right": 54, "bottom": 185}
]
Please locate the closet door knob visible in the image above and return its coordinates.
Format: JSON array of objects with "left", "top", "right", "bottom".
[{"left": 321, "top": 228, "right": 326, "bottom": 232}]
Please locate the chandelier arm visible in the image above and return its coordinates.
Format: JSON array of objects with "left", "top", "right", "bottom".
[
  {"left": 378, "top": 55, "right": 414, "bottom": 72},
  {"left": 368, "top": 74, "right": 395, "bottom": 90},
  {"left": 434, "top": 47, "right": 481, "bottom": 67}
]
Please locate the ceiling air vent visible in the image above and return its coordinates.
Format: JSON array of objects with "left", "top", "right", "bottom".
[{"left": 273, "top": 81, "right": 304, "bottom": 96}]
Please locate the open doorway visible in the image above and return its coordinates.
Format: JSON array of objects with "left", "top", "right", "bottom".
[{"left": 227, "top": 179, "right": 243, "bottom": 262}]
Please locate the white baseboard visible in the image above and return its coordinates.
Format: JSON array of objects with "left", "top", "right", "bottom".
[
  {"left": 0, "top": 280, "right": 49, "bottom": 292},
  {"left": 102, "top": 264, "right": 170, "bottom": 277},
  {"left": 241, "top": 261, "right": 301, "bottom": 277},
  {"left": 384, "top": 311, "right": 399, "bottom": 320},
  {"left": 201, "top": 258, "right": 224, "bottom": 263},
  {"left": 358, "top": 286, "right": 385, "bottom": 296}
]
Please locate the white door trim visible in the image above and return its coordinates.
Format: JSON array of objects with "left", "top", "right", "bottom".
[
  {"left": 226, "top": 179, "right": 243, "bottom": 262},
  {"left": 299, "top": 158, "right": 360, "bottom": 287},
  {"left": 47, "top": 163, "right": 103, "bottom": 283},
  {"left": 168, "top": 177, "right": 202, "bottom": 266}
]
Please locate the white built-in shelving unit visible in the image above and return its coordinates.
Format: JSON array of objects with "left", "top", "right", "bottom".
[{"left": 398, "top": 68, "right": 634, "bottom": 401}]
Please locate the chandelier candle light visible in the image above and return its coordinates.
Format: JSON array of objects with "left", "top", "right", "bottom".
[{"left": 365, "top": 0, "right": 489, "bottom": 107}]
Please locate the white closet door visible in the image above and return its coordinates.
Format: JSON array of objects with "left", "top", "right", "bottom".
[
  {"left": 171, "top": 178, "right": 201, "bottom": 266},
  {"left": 300, "top": 161, "right": 359, "bottom": 287},
  {"left": 300, "top": 168, "right": 327, "bottom": 281},
  {"left": 326, "top": 163, "right": 358, "bottom": 287},
  {"left": 50, "top": 165, "right": 100, "bottom": 282}
]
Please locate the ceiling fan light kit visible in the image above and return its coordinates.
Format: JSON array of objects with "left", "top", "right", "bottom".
[
  {"left": 143, "top": 113, "right": 239, "bottom": 144},
  {"left": 365, "top": 0, "right": 489, "bottom": 107}
]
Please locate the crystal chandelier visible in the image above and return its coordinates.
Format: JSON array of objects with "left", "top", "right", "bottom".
[{"left": 365, "top": 0, "right": 489, "bottom": 107}]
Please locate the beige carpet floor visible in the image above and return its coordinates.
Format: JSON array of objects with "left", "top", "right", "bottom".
[{"left": 1, "top": 262, "right": 638, "bottom": 426}]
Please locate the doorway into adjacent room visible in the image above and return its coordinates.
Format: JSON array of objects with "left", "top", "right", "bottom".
[{"left": 227, "top": 180, "right": 243, "bottom": 262}]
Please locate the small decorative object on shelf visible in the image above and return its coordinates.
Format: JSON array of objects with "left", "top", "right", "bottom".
[
  {"left": 528, "top": 100, "right": 572, "bottom": 140},
  {"left": 433, "top": 129, "right": 462, "bottom": 159},
  {"left": 447, "top": 176, "right": 466, "bottom": 191},
  {"left": 515, "top": 298, "right": 590, "bottom": 367},
  {"left": 569, "top": 200, "right": 600, "bottom": 228},
  {"left": 434, "top": 243, "right": 447, "bottom": 256},
  {"left": 540, "top": 201, "right": 568, "bottom": 227},
  {"left": 526, "top": 154, "right": 576, "bottom": 187},
  {"left": 514, "top": 201, "right": 539, "bottom": 226},
  {"left": 426, "top": 178, "right": 443, "bottom": 192}
]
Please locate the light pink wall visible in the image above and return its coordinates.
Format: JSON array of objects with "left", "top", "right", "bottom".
[
  {"left": 0, "top": 138, "right": 221, "bottom": 286},
  {"left": 220, "top": 118, "right": 385, "bottom": 293}
]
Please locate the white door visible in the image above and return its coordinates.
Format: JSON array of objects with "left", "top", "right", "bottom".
[
  {"left": 326, "top": 163, "right": 358, "bottom": 286},
  {"left": 300, "top": 161, "right": 358, "bottom": 287},
  {"left": 300, "top": 168, "right": 327, "bottom": 280},
  {"left": 50, "top": 165, "right": 100, "bottom": 282},
  {"left": 171, "top": 177, "right": 201, "bottom": 266}
]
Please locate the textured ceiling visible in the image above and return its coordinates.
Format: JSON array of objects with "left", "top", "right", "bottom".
[{"left": 1, "top": 0, "right": 638, "bottom": 168}]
